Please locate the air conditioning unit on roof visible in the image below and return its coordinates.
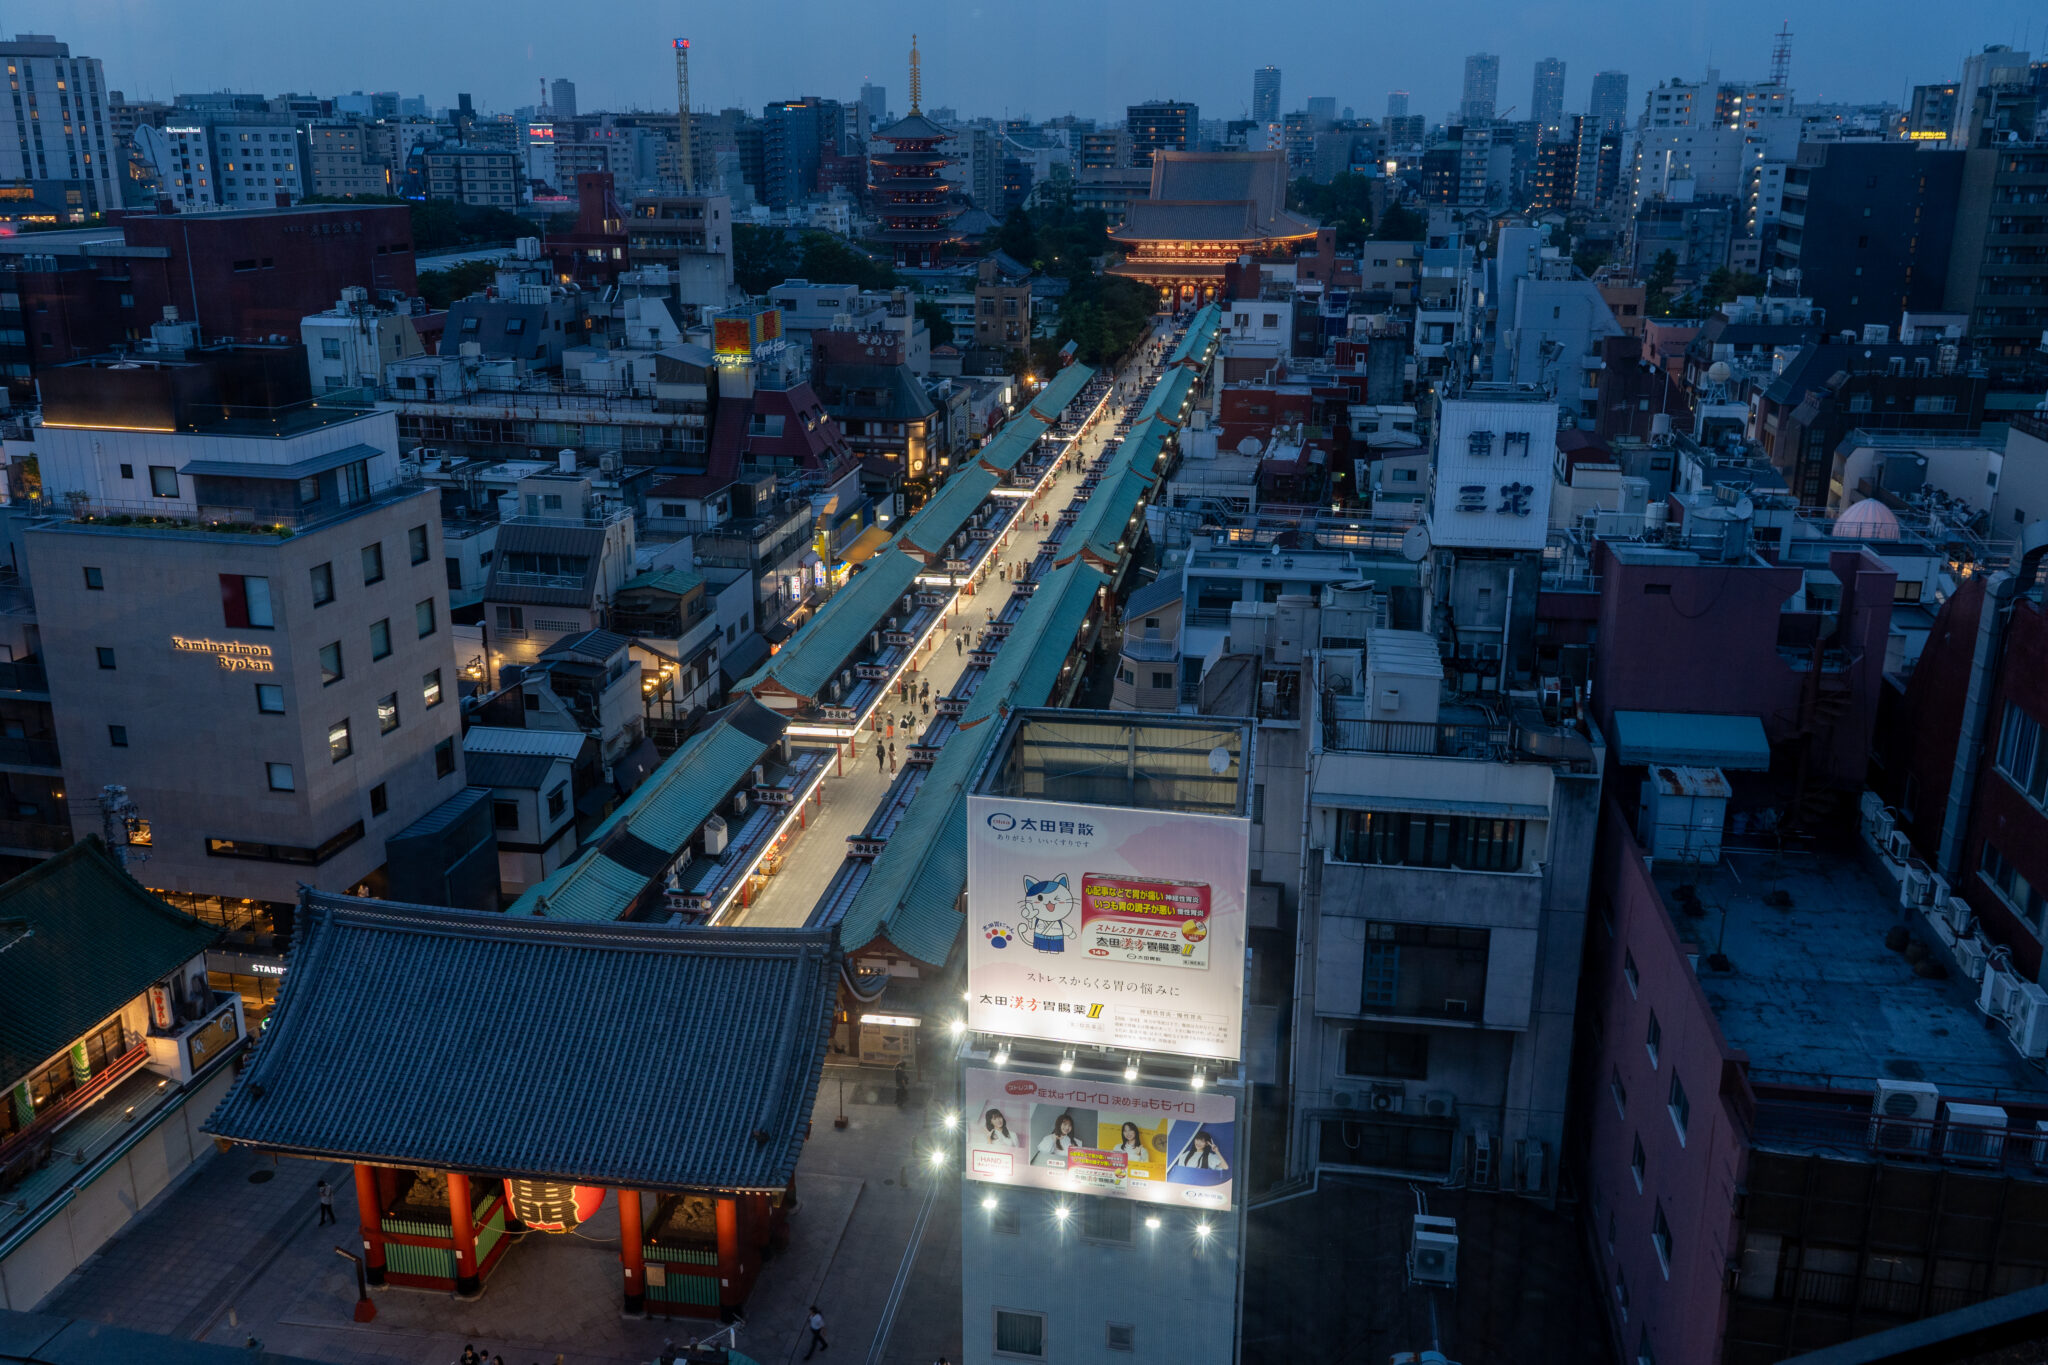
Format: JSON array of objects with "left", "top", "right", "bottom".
[
  {"left": 1885, "top": 828, "right": 1912, "bottom": 862},
  {"left": 1981, "top": 966, "right": 2020, "bottom": 1021},
  {"left": 1410, "top": 1215, "right": 1459, "bottom": 1287},
  {"left": 1942, "top": 1102, "right": 2008, "bottom": 1167},
  {"left": 2008, "top": 981, "right": 2048, "bottom": 1059},
  {"left": 1899, "top": 862, "right": 1933, "bottom": 908},
  {"left": 1956, "top": 937, "right": 1991, "bottom": 982},
  {"left": 1945, "top": 896, "right": 1975, "bottom": 938},
  {"left": 1869, "top": 1079, "right": 1939, "bottom": 1155}
]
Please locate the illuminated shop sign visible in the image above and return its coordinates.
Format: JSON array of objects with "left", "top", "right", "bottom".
[{"left": 173, "top": 637, "right": 275, "bottom": 672}]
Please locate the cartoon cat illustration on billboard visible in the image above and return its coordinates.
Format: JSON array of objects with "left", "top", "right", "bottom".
[{"left": 1020, "top": 873, "right": 1077, "bottom": 953}]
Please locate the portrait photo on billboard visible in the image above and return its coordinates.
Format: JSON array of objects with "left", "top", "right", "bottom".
[
  {"left": 963, "top": 1068, "right": 1235, "bottom": 1208},
  {"left": 966, "top": 794, "right": 1250, "bottom": 1061}
]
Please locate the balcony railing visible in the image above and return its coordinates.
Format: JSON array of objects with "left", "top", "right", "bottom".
[
  {"left": 0, "top": 657, "right": 48, "bottom": 694},
  {"left": 0, "top": 817, "right": 73, "bottom": 852},
  {"left": 1322, "top": 717, "right": 1510, "bottom": 760},
  {"left": 0, "top": 736, "right": 61, "bottom": 769}
]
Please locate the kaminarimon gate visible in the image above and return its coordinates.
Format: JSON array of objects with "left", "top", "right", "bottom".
[{"left": 206, "top": 893, "right": 838, "bottom": 1317}]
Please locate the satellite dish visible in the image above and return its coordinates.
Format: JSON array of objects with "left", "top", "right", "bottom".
[
  {"left": 1238, "top": 436, "right": 1263, "bottom": 456},
  {"left": 1401, "top": 523, "right": 1431, "bottom": 563},
  {"left": 1207, "top": 746, "right": 1232, "bottom": 775},
  {"left": 1706, "top": 361, "right": 1732, "bottom": 384}
]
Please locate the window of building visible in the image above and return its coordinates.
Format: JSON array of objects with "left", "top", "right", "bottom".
[
  {"left": 408, "top": 524, "right": 430, "bottom": 564},
  {"left": 219, "top": 574, "right": 274, "bottom": 629},
  {"left": 493, "top": 800, "right": 519, "bottom": 831},
  {"left": 497, "top": 605, "right": 525, "bottom": 631},
  {"left": 361, "top": 542, "right": 384, "bottom": 585},
  {"left": 1081, "top": 1198, "right": 1132, "bottom": 1244},
  {"left": 95, "top": 646, "right": 115, "bottom": 669},
  {"left": 423, "top": 669, "right": 443, "bottom": 708},
  {"left": 1331, "top": 810, "right": 1525, "bottom": 872},
  {"left": 1631, "top": 1132, "right": 1646, "bottom": 1191},
  {"left": 1668, "top": 1073, "right": 1690, "bottom": 1144},
  {"left": 1623, "top": 948, "right": 1640, "bottom": 996},
  {"left": 148, "top": 465, "right": 178, "bottom": 497},
  {"left": 416, "top": 598, "right": 436, "bottom": 637},
  {"left": 1612, "top": 1066, "right": 1628, "bottom": 1118},
  {"left": 245, "top": 685, "right": 284, "bottom": 718},
  {"left": 377, "top": 692, "right": 399, "bottom": 734},
  {"left": 319, "top": 642, "right": 343, "bottom": 685},
  {"left": 321, "top": 336, "right": 341, "bottom": 359},
  {"left": 1615, "top": 1264, "right": 1629, "bottom": 1319},
  {"left": 267, "top": 761, "right": 294, "bottom": 791},
  {"left": 1645, "top": 1011, "right": 1661, "bottom": 1068},
  {"left": 83, "top": 566, "right": 102, "bottom": 590},
  {"left": 370, "top": 618, "right": 392, "bottom": 661},
  {"left": 328, "top": 719, "right": 352, "bottom": 762},
  {"left": 310, "top": 562, "right": 335, "bottom": 606},
  {"left": 1996, "top": 703, "right": 2048, "bottom": 805},
  {"left": 369, "top": 782, "right": 388, "bottom": 817},
  {"left": 994, "top": 1310, "right": 1046, "bottom": 1359},
  {"left": 1343, "top": 1028, "right": 1430, "bottom": 1079},
  {"left": 1652, "top": 1204, "right": 1673, "bottom": 1276},
  {"left": 546, "top": 783, "right": 568, "bottom": 820},
  {"left": 118, "top": 463, "right": 133, "bottom": 481},
  {"left": 107, "top": 723, "right": 127, "bottom": 747},
  {"left": 1360, "top": 922, "right": 1489, "bottom": 1019},
  {"left": 1982, "top": 841, "right": 2046, "bottom": 932},
  {"left": 1150, "top": 671, "right": 1174, "bottom": 689},
  {"left": 434, "top": 737, "right": 455, "bottom": 777}
]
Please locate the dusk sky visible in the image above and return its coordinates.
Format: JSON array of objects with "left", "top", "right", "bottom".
[{"left": 19, "top": 0, "right": 2048, "bottom": 121}]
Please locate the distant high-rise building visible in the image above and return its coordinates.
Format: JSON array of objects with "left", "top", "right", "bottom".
[
  {"left": 1906, "top": 82, "right": 1959, "bottom": 139},
  {"left": 1531, "top": 57, "right": 1566, "bottom": 137},
  {"left": 1386, "top": 90, "right": 1410, "bottom": 120},
  {"left": 1588, "top": 70, "right": 1630, "bottom": 134},
  {"left": 0, "top": 34, "right": 118, "bottom": 212},
  {"left": 1305, "top": 96, "right": 1336, "bottom": 125},
  {"left": 1252, "top": 66, "right": 1281, "bottom": 124},
  {"left": 1461, "top": 52, "right": 1500, "bottom": 124},
  {"left": 550, "top": 78, "right": 577, "bottom": 119},
  {"left": 1950, "top": 44, "right": 2032, "bottom": 143},
  {"left": 1126, "top": 100, "right": 1198, "bottom": 167},
  {"left": 860, "top": 82, "right": 887, "bottom": 129}
]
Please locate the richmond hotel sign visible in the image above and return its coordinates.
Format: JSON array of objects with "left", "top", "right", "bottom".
[{"left": 172, "top": 637, "right": 274, "bottom": 672}]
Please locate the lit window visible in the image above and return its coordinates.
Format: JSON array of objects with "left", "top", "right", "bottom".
[
  {"left": 377, "top": 692, "right": 399, "bottom": 734},
  {"left": 422, "top": 669, "right": 443, "bottom": 709},
  {"left": 328, "top": 719, "right": 352, "bottom": 762}
]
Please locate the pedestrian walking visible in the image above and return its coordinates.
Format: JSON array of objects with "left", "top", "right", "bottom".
[
  {"left": 894, "top": 1059, "right": 911, "bottom": 1108},
  {"left": 876, "top": 745, "right": 886, "bottom": 775},
  {"left": 890, "top": 742, "right": 897, "bottom": 765},
  {"left": 922, "top": 699, "right": 931, "bottom": 718},
  {"left": 461, "top": 1349, "right": 481, "bottom": 1365},
  {"left": 955, "top": 634, "right": 963, "bottom": 657},
  {"left": 804, "top": 1306, "right": 830, "bottom": 1358},
  {"left": 316, "top": 1179, "right": 336, "bottom": 1225}
]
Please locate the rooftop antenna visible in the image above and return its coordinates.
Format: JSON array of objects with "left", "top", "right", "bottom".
[
  {"left": 673, "top": 38, "right": 695, "bottom": 192},
  {"left": 908, "top": 33, "right": 922, "bottom": 116},
  {"left": 1769, "top": 22, "right": 1793, "bottom": 89},
  {"left": 539, "top": 77, "right": 547, "bottom": 116}
]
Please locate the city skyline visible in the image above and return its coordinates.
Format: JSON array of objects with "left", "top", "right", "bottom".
[{"left": 22, "top": 0, "right": 2046, "bottom": 124}]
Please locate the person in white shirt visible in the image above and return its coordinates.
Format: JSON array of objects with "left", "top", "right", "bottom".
[
  {"left": 1112, "top": 1121, "right": 1148, "bottom": 1160},
  {"left": 1174, "top": 1129, "right": 1229, "bottom": 1171},
  {"left": 1033, "top": 1112, "right": 1082, "bottom": 1164}
]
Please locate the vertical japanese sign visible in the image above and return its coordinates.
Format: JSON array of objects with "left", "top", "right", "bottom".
[{"left": 966, "top": 795, "right": 1249, "bottom": 1061}]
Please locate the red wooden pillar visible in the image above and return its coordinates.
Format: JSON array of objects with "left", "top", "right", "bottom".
[
  {"left": 353, "top": 1163, "right": 386, "bottom": 1286},
  {"left": 447, "top": 1170, "right": 480, "bottom": 1296},
  {"left": 618, "top": 1188, "right": 646, "bottom": 1314},
  {"left": 716, "top": 1195, "right": 743, "bottom": 1309}
]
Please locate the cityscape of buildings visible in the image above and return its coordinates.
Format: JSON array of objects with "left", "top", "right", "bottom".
[{"left": 0, "top": 14, "right": 2046, "bottom": 1365}]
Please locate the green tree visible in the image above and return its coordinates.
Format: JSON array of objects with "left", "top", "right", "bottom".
[
  {"left": 1048, "top": 274, "right": 1155, "bottom": 367},
  {"left": 795, "top": 233, "right": 901, "bottom": 292},
  {"left": 733, "top": 224, "right": 801, "bottom": 295},
  {"left": 1572, "top": 242, "right": 1612, "bottom": 277},
  {"left": 1286, "top": 173, "right": 1376, "bottom": 250},
  {"left": 995, "top": 206, "right": 1039, "bottom": 266},
  {"left": 916, "top": 298, "right": 956, "bottom": 348},
  {"left": 416, "top": 259, "right": 498, "bottom": 310},
  {"left": 1645, "top": 250, "right": 1678, "bottom": 298},
  {"left": 1698, "top": 267, "right": 1764, "bottom": 312},
  {"left": 1374, "top": 202, "right": 1425, "bottom": 241}
]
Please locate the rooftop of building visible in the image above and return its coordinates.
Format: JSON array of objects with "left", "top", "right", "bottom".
[
  {"left": 1653, "top": 847, "right": 2048, "bottom": 1104},
  {"left": 972, "top": 708, "right": 1252, "bottom": 820}
]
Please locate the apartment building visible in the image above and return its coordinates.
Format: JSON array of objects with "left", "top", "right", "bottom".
[{"left": 422, "top": 145, "right": 523, "bottom": 206}]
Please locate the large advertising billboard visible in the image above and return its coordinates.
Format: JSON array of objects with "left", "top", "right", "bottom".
[
  {"left": 965, "top": 794, "right": 1249, "bottom": 1061},
  {"left": 963, "top": 1068, "right": 1236, "bottom": 1208}
]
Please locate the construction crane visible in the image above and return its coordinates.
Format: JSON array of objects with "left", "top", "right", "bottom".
[{"left": 673, "top": 38, "right": 695, "bottom": 192}]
